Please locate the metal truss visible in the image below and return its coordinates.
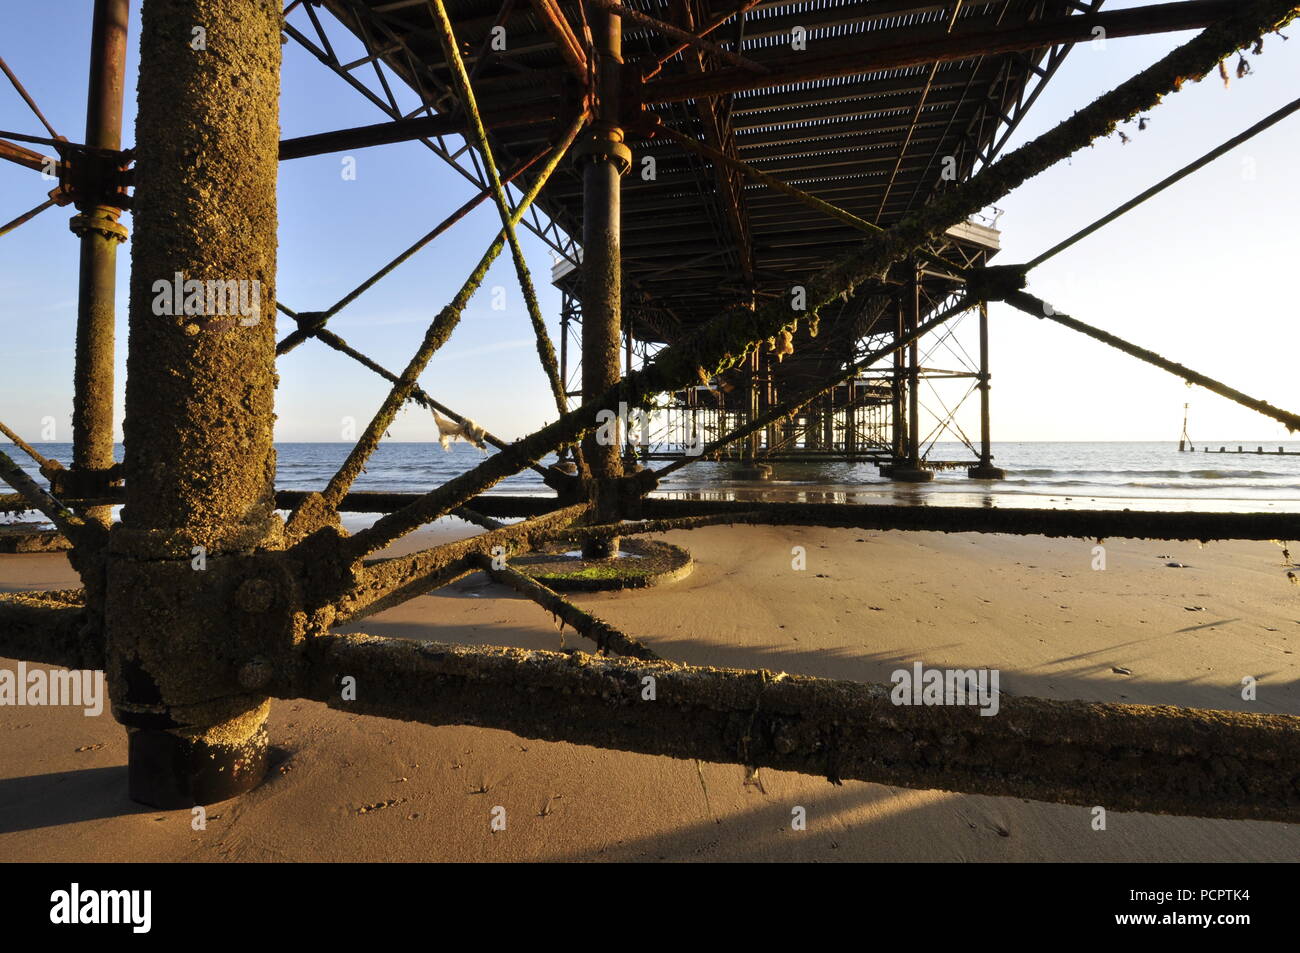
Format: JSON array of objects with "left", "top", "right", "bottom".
[
  {"left": 284, "top": 0, "right": 581, "bottom": 265},
  {"left": 4, "top": 0, "right": 1300, "bottom": 824}
]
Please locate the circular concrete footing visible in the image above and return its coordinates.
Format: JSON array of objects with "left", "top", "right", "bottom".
[
  {"left": 127, "top": 725, "right": 269, "bottom": 808},
  {"left": 733, "top": 463, "right": 773, "bottom": 480},
  {"left": 967, "top": 465, "right": 1006, "bottom": 480},
  {"left": 514, "top": 537, "right": 693, "bottom": 592}
]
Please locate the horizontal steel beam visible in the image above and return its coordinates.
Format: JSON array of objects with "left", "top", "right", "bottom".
[
  {"left": 278, "top": 105, "right": 560, "bottom": 160},
  {"left": 0, "top": 591, "right": 98, "bottom": 670},
  {"left": 269, "top": 490, "right": 1300, "bottom": 542},
  {"left": 287, "top": 632, "right": 1300, "bottom": 823}
]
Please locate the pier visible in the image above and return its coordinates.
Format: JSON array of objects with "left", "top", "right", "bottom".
[{"left": 2, "top": 0, "right": 1300, "bottom": 822}]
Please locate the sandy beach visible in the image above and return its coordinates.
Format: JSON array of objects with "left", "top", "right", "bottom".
[{"left": 2, "top": 522, "right": 1297, "bottom": 862}]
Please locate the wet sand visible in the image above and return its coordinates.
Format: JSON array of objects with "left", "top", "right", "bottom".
[{"left": 2, "top": 523, "right": 1298, "bottom": 861}]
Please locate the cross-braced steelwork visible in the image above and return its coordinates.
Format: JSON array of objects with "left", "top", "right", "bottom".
[{"left": 2, "top": 0, "right": 1300, "bottom": 822}]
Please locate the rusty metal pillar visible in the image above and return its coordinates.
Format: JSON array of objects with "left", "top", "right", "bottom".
[
  {"left": 823, "top": 391, "right": 835, "bottom": 449},
  {"left": 69, "top": 0, "right": 130, "bottom": 524},
  {"left": 889, "top": 292, "right": 905, "bottom": 466},
  {"left": 892, "top": 260, "right": 932, "bottom": 482},
  {"left": 764, "top": 356, "right": 778, "bottom": 454},
  {"left": 747, "top": 350, "right": 760, "bottom": 460},
  {"left": 577, "top": 7, "right": 629, "bottom": 556},
  {"left": 623, "top": 324, "right": 637, "bottom": 466},
  {"left": 109, "top": 0, "right": 284, "bottom": 808},
  {"left": 907, "top": 266, "right": 921, "bottom": 462},
  {"left": 968, "top": 299, "right": 1005, "bottom": 480},
  {"left": 559, "top": 295, "right": 570, "bottom": 414},
  {"left": 846, "top": 380, "right": 859, "bottom": 460},
  {"left": 553, "top": 293, "right": 578, "bottom": 473},
  {"left": 735, "top": 347, "right": 770, "bottom": 479}
]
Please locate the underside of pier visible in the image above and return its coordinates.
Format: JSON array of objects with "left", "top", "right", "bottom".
[{"left": 1, "top": 0, "right": 1299, "bottom": 822}]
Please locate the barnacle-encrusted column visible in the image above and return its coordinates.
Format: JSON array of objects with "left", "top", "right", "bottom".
[
  {"left": 109, "top": 0, "right": 284, "bottom": 807},
  {"left": 576, "top": 7, "right": 630, "bottom": 557}
]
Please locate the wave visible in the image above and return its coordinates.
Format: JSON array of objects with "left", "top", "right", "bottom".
[
  {"left": 989, "top": 478, "right": 1298, "bottom": 492},
  {"left": 1005, "top": 468, "right": 1294, "bottom": 481}
]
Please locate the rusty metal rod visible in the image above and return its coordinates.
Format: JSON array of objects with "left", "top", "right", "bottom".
[
  {"left": 451, "top": 507, "right": 506, "bottom": 530},
  {"left": 473, "top": 553, "right": 661, "bottom": 659},
  {"left": 1003, "top": 289, "right": 1300, "bottom": 433},
  {"left": 0, "top": 54, "right": 62, "bottom": 140},
  {"left": 0, "top": 420, "right": 61, "bottom": 474},
  {"left": 530, "top": 510, "right": 765, "bottom": 544},
  {"left": 1027, "top": 92, "right": 1300, "bottom": 269},
  {"left": 426, "top": 0, "right": 569, "bottom": 419},
  {"left": 873, "top": 0, "right": 964, "bottom": 224},
  {"left": 303, "top": 324, "right": 559, "bottom": 479},
  {"left": 301, "top": 112, "right": 585, "bottom": 523},
  {"left": 644, "top": 0, "right": 763, "bottom": 79},
  {"left": 277, "top": 105, "right": 555, "bottom": 160},
  {"left": 0, "top": 137, "right": 53, "bottom": 173},
  {"left": 335, "top": 503, "right": 591, "bottom": 622},
  {"left": 0, "top": 197, "right": 58, "bottom": 238},
  {"left": 526, "top": 0, "right": 589, "bottom": 84},
  {"left": 276, "top": 139, "right": 554, "bottom": 354},
  {"left": 0, "top": 448, "right": 88, "bottom": 543},
  {"left": 0, "top": 129, "right": 82, "bottom": 150},
  {"left": 588, "top": 0, "right": 768, "bottom": 75}
]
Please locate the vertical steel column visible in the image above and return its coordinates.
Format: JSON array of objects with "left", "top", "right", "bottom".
[
  {"left": 554, "top": 294, "right": 578, "bottom": 472},
  {"left": 69, "top": 0, "right": 131, "bottom": 525},
  {"left": 577, "top": 7, "right": 630, "bottom": 556},
  {"left": 688, "top": 392, "right": 698, "bottom": 459},
  {"left": 109, "top": 0, "right": 283, "bottom": 807},
  {"left": 735, "top": 347, "right": 770, "bottom": 478},
  {"left": 968, "top": 299, "right": 1005, "bottom": 480},
  {"left": 759, "top": 353, "right": 769, "bottom": 452},
  {"left": 823, "top": 391, "right": 834, "bottom": 449},
  {"left": 747, "top": 350, "right": 760, "bottom": 460},
  {"left": 892, "top": 260, "right": 933, "bottom": 481},
  {"left": 907, "top": 264, "right": 921, "bottom": 463},
  {"left": 890, "top": 293, "right": 905, "bottom": 462},
  {"left": 846, "top": 384, "right": 858, "bottom": 459},
  {"left": 559, "top": 295, "right": 570, "bottom": 413},
  {"left": 624, "top": 325, "right": 635, "bottom": 464}
]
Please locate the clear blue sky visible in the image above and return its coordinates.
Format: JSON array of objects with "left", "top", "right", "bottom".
[{"left": 2, "top": 1, "right": 1298, "bottom": 446}]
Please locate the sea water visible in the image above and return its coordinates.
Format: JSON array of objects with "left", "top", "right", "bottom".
[{"left": 6, "top": 440, "right": 1300, "bottom": 522}]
